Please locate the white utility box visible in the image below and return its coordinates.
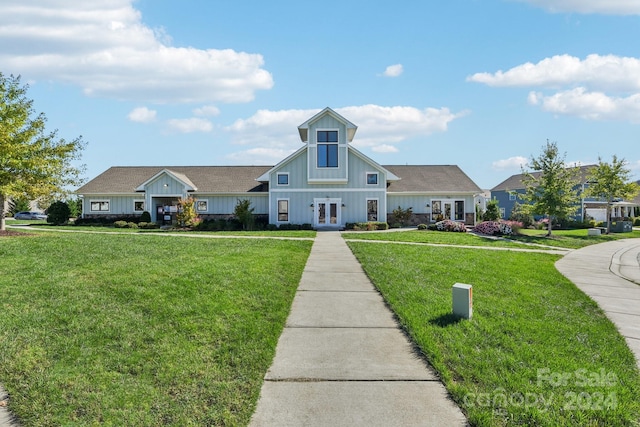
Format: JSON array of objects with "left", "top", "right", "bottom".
[
  {"left": 452, "top": 283, "right": 473, "bottom": 319},
  {"left": 587, "top": 228, "right": 601, "bottom": 236}
]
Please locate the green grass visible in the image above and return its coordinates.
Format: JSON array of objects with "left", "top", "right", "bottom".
[
  {"left": 347, "top": 241, "right": 640, "bottom": 426},
  {"left": 0, "top": 232, "right": 312, "bottom": 426},
  {"left": 345, "top": 229, "right": 563, "bottom": 249},
  {"left": 511, "top": 228, "right": 640, "bottom": 249},
  {"left": 7, "top": 223, "right": 316, "bottom": 239}
]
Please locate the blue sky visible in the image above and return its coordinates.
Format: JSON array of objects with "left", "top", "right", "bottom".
[{"left": 1, "top": 0, "right": 639, "bottom": 189}]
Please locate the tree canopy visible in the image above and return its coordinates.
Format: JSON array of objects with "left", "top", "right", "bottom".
[
  {"left": 519, "top": 140, "right": 581, "bottom": 236},
  {"left": 0, "top": 73, "right": 86, "bottom": 231},
  {"left": 586, "top": 155, "right": 639, "bottom": 234}
]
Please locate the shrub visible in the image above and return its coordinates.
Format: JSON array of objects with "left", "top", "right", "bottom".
[
  {"left": 140, "top": 211, "right": 151, "bottom": 222},
  {"left": 138, "top": 222, "right": 158, "bottom": 229},
  {"left": 417, "top": 224, "right": 428, "bottom": 230},
  {"left": 114, "top": 220, "right": 128, "bottom": 228},
  {"left": 483, "top": 199, "right": 501, "bottom": 221},
  {"left": 633, "top": 217, "right": 640, "bottom": 226},
  {"left": 434, "top": 219, "right": 467, "bottom": 232},
  {"left": 346, "top": 222, "right": 388, "bottom": 231},
  {"left": 473, "top": 220, "right": 517, "bottom": 236},
  {"left": 47, "top": 200, "right": 71, "bottom": 225},
  {"left": 392, "top": 206, "right": 413, "bottom": 226},
  {"left": 266, "top": 224, "right": 278, "bottom": 231},
  {"left": 234, "top": 199, "right": 255, "bottom": 231}
]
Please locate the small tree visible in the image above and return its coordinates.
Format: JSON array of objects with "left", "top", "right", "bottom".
[
  {"left": 586, "top": 156, "right": 640, "bottom": 234},
  {"left": 0, "top": 73, "right": 86, "bottom": 231},
  {"left": 9, "top": 196, "right": 30, "bottom": 216},
  {"left": 140, "top": 210, "right": 151, "bottom": 223},
  {"left": 483, "top": 199, "right": 501, "bottom": 221},
  {"left": 520, "top": 141, "right": 581, "bottom": 236},
  {"left": 176, "top": 196, "right": 198, "bottom": 228},
  {"left": 66, "top": 197, "right": 82, "bottom": 218},
  {"left": 47, "top": 200, "right": 71, "bottom": 225},
  {"left": 392, "top": 206, "right": 413, "bottom": 226},
  {"left": 509, "top": 202, "right": 534, "bottom": 228},
  {"left": 234, "top": 199, "right": 255, "bottom": 231}
]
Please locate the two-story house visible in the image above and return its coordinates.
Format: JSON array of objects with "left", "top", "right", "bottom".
[{"left": 76, "top": 108, "right": 483, "bottom": 228}]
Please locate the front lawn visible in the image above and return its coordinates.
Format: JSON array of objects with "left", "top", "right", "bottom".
[
  {"left": 510, "top": 228, "right": 640, "bottom": 249},
  {"left": 348, "top": 241, "right": 640, "bottom": 426},
  {"left": 0, "top": 232, "right": 312, "bottom": 426}
]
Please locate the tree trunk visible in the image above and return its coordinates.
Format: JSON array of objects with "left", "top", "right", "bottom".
[
  {"left": 546, "top": 216, "right": 552, "bottom": 237},
  {"left": 606, "top": 202, "right": 612, "bottom": 235},
  {"left": 0, "top": 193, "right": 6, "bottom": 232}
]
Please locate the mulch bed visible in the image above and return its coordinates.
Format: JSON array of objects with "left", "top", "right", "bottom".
[{"left": 0, "top": 229, "right": 30, "bottom": 237}]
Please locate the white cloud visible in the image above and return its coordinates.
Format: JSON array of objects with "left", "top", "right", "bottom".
[
  {"left": 193, "top": 105, "right": 221, "bottom": 117},
  {"left": 468, "top": 54, "right": 640, "bottom": 92},
  {"left": 127, "top": 106, "right": 156, "bottom": 123},
  {"left": 226, "top": 147, "right": 296, "bottom": 165},
  {"left": 529, "top": 88, "right": 640, "bottom": 123},
  {"left": 224, "top": 104, "right": 467, "bottom": 162},
  {"left": 492, "top": 156, "right": 528, "bottom": 171},
  {"left": 372, "top": 144, "right": 399, "bottom": 153},
  {"left": 514, "top": 0, "right": 640, "bottom": 15},
  {"left": 382, "top": 64, "right": 404, "bottom": 77},
  {"left": 469, "top": 54, "right": 640, "bottom": 123},
  {"left": 0, "top": 1, "right": 273, "bottom": 104},
  {"left": 166, "top": 118, "right": 213, "bottom": 133}
]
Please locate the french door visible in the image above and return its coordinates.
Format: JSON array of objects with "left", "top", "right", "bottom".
[{"left": 315, "top": 198, "right": 341, "bottom": 227}]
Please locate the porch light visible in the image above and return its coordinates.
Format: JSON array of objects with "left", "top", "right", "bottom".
[
  {"left": 426, "top": 203, "right": 430, "bottom": 207},
  {"left": 310, "top": 203, "right": 314, "bottom": 208},
  {"left": 342, "top": 203, "right": 346, "bottom": 207}
]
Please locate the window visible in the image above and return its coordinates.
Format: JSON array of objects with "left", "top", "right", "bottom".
[
  {"left": 367, "top": 199, "right": 378, "bottom": 221},
  {"left": 509, "top": 193, "right": 516, "bottom": 201},
  {"left": 134, "top": 201, "right": 145, "bottom": 212},
  {"left": 366, "top": 173, "right": 378, "bottom": 185},
  {"left": 90, "top": 200, "right": 109, "bottom": 212},
  {"left": 500, "top": 207, "right": 506, "bottom": 218},
  {"left": 317, "top": 143, "right": 338, "bottom": 168},
  {"left": 278, "top": 199, "right": 289, "bottom": 221},
  {"left": 317, "top": 130, "right": 338, "bottom": 142},
  {"left": 196, "top": 201, "right": 208, "bottom": 212},
  {"left": 277, "top": 173, "right": 289, "bottom": 185},
  {"left": 455, "top": 201, "right": 464, "bottom": 221},
  {"left": 317, "top": 130, "right": 338, "bottom": 168}
]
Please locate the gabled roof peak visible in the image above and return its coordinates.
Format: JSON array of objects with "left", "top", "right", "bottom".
[{"left": 297, "top": 107, "right": 358, "bottom": 143}]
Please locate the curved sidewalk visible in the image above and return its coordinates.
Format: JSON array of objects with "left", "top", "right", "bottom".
[
  {"left": 249, "top": 231, "right": 467, "bottom": 426},
  {"left": 555, "top": 239, "right": 640, "bottom": 369}
]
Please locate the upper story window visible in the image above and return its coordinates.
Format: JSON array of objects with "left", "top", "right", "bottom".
[
  {"left": 317, "top": 130, "right": 338, "bottom": 168},
  {"left": 366, "top": 173, "right": 378, "bottom": 185},
  {"left": 509, "top": 193, "right": 516, "bottom": 201},
  {"left": 277, "top": 173, "right": 289, "bottom": 185}
]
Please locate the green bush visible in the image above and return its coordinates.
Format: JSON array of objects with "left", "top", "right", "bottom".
[
  {"left": 634, "top": 218, "right": 640, "bottom": 226},
  {"left": 417, "top": 223, "right": 428, "bottom": 230},
  {"left": 266, "top": 224, "right": 278, "bottom": 231},
  {"left": 138, "top": 222, "right": 158, "bottom": 229},
  {"left": 140, "top": 211, "right": 151, "bottom": 222},
  {"left": 47, "top": 201, "right": 71, "bottom": 225},
  {"left": 114, "top": 221, "right": 128, "bottom": 228}
]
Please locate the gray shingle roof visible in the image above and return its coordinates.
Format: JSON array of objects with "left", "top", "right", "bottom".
[
  {"left": 491, "top": 165, "right": 596, "bottom": 192},
  {"left": 76, "top": 166, "right": 271, "bottom": 194},
  {"left": 384, "top": 165, "right": 482, "bottom": 193},
  {"left": 76, "top": 164, "right": 482, "bottom": 195}
]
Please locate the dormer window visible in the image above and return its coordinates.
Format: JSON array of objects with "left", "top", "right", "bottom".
[{"left": 317, "top": 130, "right": 338, "bottom": 168}]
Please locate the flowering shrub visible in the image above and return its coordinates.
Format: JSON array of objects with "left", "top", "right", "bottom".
[
  {"left": 434, "top": 219, "right": 467, "bottom": 232},
  {"left": 473, "top": 220, "right": 519, "bottom": 236}
]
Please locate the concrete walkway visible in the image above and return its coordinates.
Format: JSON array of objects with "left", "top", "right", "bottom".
[
  {"left": 556, "top": 239, "right": 640, "bottom": 369},
  {"left": 249, "top": 231, "right": 467, "bottom": 426}
]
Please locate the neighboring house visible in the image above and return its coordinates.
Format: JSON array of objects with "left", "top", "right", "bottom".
[
  {"left": 76, "top": 108, "right": 483, "bottom": 228},
  {"left": 491, "top": 165, "right": 638, "bottom": 222}
]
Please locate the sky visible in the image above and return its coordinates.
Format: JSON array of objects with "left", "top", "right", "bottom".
[{"left": 1, "top": 0, "right": 639, "bottom": 190}]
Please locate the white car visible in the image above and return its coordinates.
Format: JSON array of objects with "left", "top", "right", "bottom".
[{"left": 14, "top": 211, "right": 47, "bottom": 220}]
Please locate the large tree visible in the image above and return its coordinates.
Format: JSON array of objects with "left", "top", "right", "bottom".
[
  {"left": 520, "top": 140, "right": 581, "bottom": 236},
  {"left": 586, "top": 155, "right": 639, "bottom": 234},
  {"left": 0, "top": 73, "right": 86, "bottom": 231}
]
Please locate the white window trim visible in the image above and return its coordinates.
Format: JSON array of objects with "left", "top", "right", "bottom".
[
  {"left": 196, "top": 200, "right": 208, "bottom": 212},
  {"left": 277, "top": 198, "right": 289, "bottom": 223},
  {"left": 90, "top": 199, "right": 110, "bottom": 212},
  {"left": 366, "top": 172, "right": 379, "bottom": 186},
  {"left": 133, "top": 200, "right": 145, "bottom": 212},
  {"left": 509, "top": 193, "right": 516, "bottom": 201},
  {"left": 430, "top": 199, "right": 466, "bottom": 222},
  {"left": 277, "top": 172, "right": 289, "bottom": 186}
]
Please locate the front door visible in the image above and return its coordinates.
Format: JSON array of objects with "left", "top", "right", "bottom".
[
  {"left": 315, "top": 199, "right": 341, "bottom": 227},
  {"left": 443, "top": 202, "right": 452, "bottom": 220}
]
